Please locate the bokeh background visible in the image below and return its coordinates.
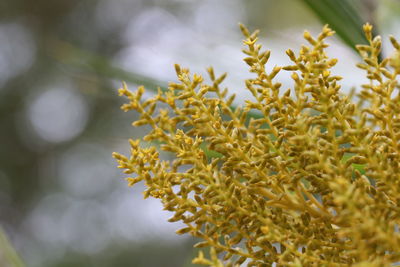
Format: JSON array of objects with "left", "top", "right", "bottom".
[{"left": 0, "top": 0, "right": 399, "bottom": 266}]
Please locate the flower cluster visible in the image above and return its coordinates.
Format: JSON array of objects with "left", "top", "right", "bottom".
[{"left": 113, "top": 24, "right": 400, "bottom": 266}]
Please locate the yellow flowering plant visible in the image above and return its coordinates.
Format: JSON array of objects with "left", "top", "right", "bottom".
[{"left": 113, "top": 24, "right": 400, "bottom": 266}]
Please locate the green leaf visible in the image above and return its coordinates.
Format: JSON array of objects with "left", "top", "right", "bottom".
[
  {"left": 300, "top": 0, "right": 370, "bottom": 52},
  {"left": 341, "top": 153, "right": 366, "bottom": 174},
  {"left": 0, "top": 227, "right": 25, "bottom": 267},
  {"left": 49, "top": 39, "right": 263, "bottom": 120},
  {"left": 48, "top": 39, "right": 166, "bottom": 91},
  {"left": 199, "top": 143, "right": 223, "bottom": 159}
]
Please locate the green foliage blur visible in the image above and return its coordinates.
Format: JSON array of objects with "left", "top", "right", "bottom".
[{"left": 0, "top": 0, "right": 399, "bottom": 266}]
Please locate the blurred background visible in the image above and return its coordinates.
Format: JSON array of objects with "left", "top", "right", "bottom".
[{"left": 0, "top": 0, "right": 399, "bottom": 266}]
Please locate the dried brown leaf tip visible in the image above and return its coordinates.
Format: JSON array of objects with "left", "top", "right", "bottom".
[{"left": 113, "top": 24, "right": 400, "bottom": 266}]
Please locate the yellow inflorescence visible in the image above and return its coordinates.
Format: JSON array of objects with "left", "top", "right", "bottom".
[{"left": 113, "top": 24, "right": 400, "bottom": 266}]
